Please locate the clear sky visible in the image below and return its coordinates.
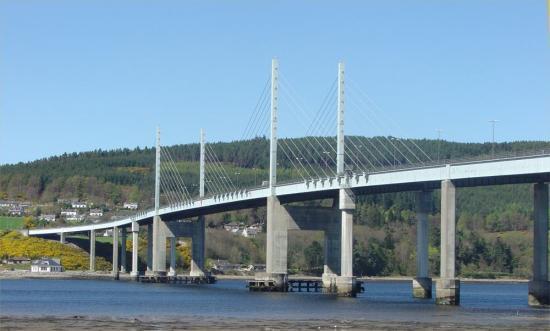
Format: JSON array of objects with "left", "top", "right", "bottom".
[{"left": 1, "top": 0, "right": 548, "bottom": 165}]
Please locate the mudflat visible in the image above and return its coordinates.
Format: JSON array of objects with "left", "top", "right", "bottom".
[{"left": 1, "top": 316, "right": 549, "bottom": 331}]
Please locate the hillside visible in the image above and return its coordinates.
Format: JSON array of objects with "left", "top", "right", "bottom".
[
  {"left": 0, "top": 137, "right": 549, "bottom": 278},
  {"left": 0, "top": 231, "right": 111, "bottom": 271},
  {"left": 0, "top": 137, "right": 548, "bottom": 207}
]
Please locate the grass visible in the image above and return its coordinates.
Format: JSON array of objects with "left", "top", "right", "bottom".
[{"left": 0, "top": 216, "right": 24, "bottom": 230}]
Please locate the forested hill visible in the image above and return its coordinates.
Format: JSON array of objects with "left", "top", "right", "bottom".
[{"left": 0, "top": 137, "right": 549, "bottom": 207}]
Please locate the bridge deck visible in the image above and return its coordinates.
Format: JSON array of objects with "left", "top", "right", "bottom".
[{"left": 28, "top": 153, "right": 550, "bottom": 236}]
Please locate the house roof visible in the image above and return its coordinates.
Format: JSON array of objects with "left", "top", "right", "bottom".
[{"left": 31, "top": 259, "right": 62, "bottom": 267}]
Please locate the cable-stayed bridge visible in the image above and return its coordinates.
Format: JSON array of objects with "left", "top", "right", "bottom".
[{"left": 26, "top": 60, "right": 550, "bottom": 306}]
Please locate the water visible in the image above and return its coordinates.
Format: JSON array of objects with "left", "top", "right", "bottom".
[{"left": 0, "top": 279, "right": 548, "bottom": 326}]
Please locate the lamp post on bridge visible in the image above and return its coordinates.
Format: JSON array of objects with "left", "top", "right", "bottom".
[
  {"left": 322, "top": 151, "right": 330, "bottom": 169},
  {"left": 436, "top": 129, "right": 443, "bottom": 163},
  {"left": 489, "top": 120, "right": 498, "bottom": 157},
  {"left": 234, "top": 172, "right": 241, "bottom": 188}
]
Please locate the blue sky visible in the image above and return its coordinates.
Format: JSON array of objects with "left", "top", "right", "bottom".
[{"left": 1, "top": 0, "right": 548, "bottom": 165}]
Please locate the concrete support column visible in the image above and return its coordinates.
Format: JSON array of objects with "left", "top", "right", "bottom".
[
  {"left": 146, "top": 223, "right": 153, "bottom": 273},
  {"left": 336, "top": 188, "right": 357, "bottom": 296},
  {"left": 413, "top": 191, "right": 432, "bottom": 299},
  {"left": 120, "top": 227, "right": 127, "bottom": 273},
  {"left": 112, "top": 227, "right": 119, "bottom": 279},
  {"left": 436, "top": 180, "right": 460, "bottom": 305},
  {"left": 131, "top": 222, "right": 139, "bottom": 278},
  {"left": 529, "top": 183, "right": 549, "bottom": 307},
  {"left": 168, "top": 237, "right": 177, "bottom": 277},
  {"left": 321, "top": 220, "right": 341, "bottom": 292},
  {"left": 60, "top": 232, "right": 66, "bottom": 244},
  {"left": 89, "top": 230, "right": 96, "bottom": 272},
  {"left": 190, "top": 216, "right": 206, "bottom": 276},
  {"left": 152, "top": 215, "right": 167, "bottom": 275},
  {"left": 264, "top": 196, "right": 288, "bottom": 289},
  {"left": 323, "top": 222, "right": 341, "bottom": 276}
]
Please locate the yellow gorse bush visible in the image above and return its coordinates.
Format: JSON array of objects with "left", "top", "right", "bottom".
[{"left": 0, "top": 231, "right": 111, "bottom": 271}]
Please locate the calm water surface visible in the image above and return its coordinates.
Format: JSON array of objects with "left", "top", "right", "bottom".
[{"left": 0, "top": 279, "right": 548, "bottom": 325}]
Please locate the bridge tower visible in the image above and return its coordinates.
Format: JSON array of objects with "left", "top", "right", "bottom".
[
  {"left": 269, "top": 58, "right": 278, "bottom": 194},
  {"left": 334, "top": 61, "right": 358, "bottom": 296},
  {"left": 151, "top": 127, "right": 167, "bottom": 276},
  {"left": 190, "top": 129, "right": 206, "bottom": 277},
  {"left": 263, "top": 58, "right": 289, "bottom": 290}
]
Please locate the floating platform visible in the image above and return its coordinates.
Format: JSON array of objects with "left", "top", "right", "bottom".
[
  {"left": 247, "top": 278, "right": 364, "bottom": 294},
  {"left": 288, "top": 279, "right": 322, "bottom": 292},
  {"left": 247, "top": 279, "right": 282, "bottom": 292},
  {"left": 138, "top": 274, "right": 216, "bottom": 284}
]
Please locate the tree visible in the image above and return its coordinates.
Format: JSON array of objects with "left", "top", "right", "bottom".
[
  {"left": 304, "top": 241, "right": 323, "bottom": 275},
  {"left": 22, "top": 216, "right": 36, "bottom": 229}
]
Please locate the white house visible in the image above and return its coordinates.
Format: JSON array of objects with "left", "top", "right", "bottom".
[
  {"left": 0, "top": 200, "right": 16, "bottom": 208},
  {"left": 123, "top": 202, "right": 138, "bottom": 210},
  {"left": 60, "top": 209, "right": 78, "bottom": 217},
  {"left": 66, "top": 214, "right": 85, "bottom": 222},
  {"left": 89, "top": 209, "right": 103, "bottom": 217},
  {"left": 242, "top": 225, "right": 261, "bottom": 238},
  {"left": 71, "top": 202, "right": 87, "bottom": 209},
  {"left": 31, "top": 258, "right": 64, "bottom": 273},
  {"left": 39, "top": 214, "right": 56, "bottom": 222},
  {"left": 223, "top": 222, "right": 241, "bottom": 233},
  {"left": 8, "top": 206, "right": 23, "bottom": 216}
]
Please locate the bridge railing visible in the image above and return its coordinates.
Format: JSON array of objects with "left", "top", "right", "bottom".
[
  {"left": 271, "top": 148, "right": 550, "bottom": 186},
  {"left": 369, "top": 148, "right": 550, "bottom": 174}
]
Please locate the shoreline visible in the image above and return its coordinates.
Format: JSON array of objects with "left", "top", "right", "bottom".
[
  {"left": 1, "top": 315, "right": 548, "bottom": 331},
  {"left": 0, "top": 270, "right": 529, "bottom": 283}
]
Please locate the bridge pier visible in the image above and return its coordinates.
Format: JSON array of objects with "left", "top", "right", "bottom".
[
  {"left": 321, "top": 217, "right": 341, "bottom": 292},
  {"left": 112, "top": 226, "right": 119, "bottom": 279},
  {"left": 147, "top": 223, "right": 153, "bottom": 273},
  {"left": 131, "top": 222, "right": 139, "bottom": 278},
  {"left": 261, "top": 196, "right": 289, "bottom": 291},
  {"left": 413, "top": 191, "right": 432, "bottom": 299},
  {"left": 529, "top": 182, "right": 549, "bottom": 307},
  {"left": 190, "top": 216, "right": 206, "bottom": 276},
  {"left": 168, "top": 237, "right": 177, "bottom": 277},
  {"left": 436, "top": 180, "right": 460, "bottom": 305},
  {"left": 59, "top": 232, "right": 66, "bottom": 244},
  {"left": 253, "top": 194, "right": 359, "bottom": 295},
  {"left": 335, "top": 188, "right": 359, "bottom": 297},
  {"left": 89, "top": 230, "right": 96, "bottom": 272},
  {"left": 151, "top": 215, "right": 167, "bottom": 276},
  {"left": 120, "top": 227, "right": 127, "bottom": 273}
]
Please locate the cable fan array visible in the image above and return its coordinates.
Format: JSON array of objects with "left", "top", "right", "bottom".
[
  {"left": 158, "top": 64, "right": 437, "bottom": 206},
  {"left": 159, "top": 146, "right": 192, "bottom": 207},
  {"left": 239, "top": 67, "right": 434, "bottom": 184},
  {"left": 203, "top": 144, "right": 237, "bottom": 195}
]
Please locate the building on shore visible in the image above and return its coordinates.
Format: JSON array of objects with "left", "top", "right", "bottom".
[
  {"left": 2, "top": 257, "right": 31, "bottom": 264},
  {"left": 31, "top": 258, "right": 64, "bottom": 273}
]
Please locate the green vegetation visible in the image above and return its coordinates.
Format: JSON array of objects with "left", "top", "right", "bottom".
[
  {"left": 0, "top": 216, "right": 24, "bottom": 230},
  {"left": 0, "top": 231, "right": 111, "bottom": 271},
  {"left": 0, "top": 137, "right": 549, "bottom": 278}
]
